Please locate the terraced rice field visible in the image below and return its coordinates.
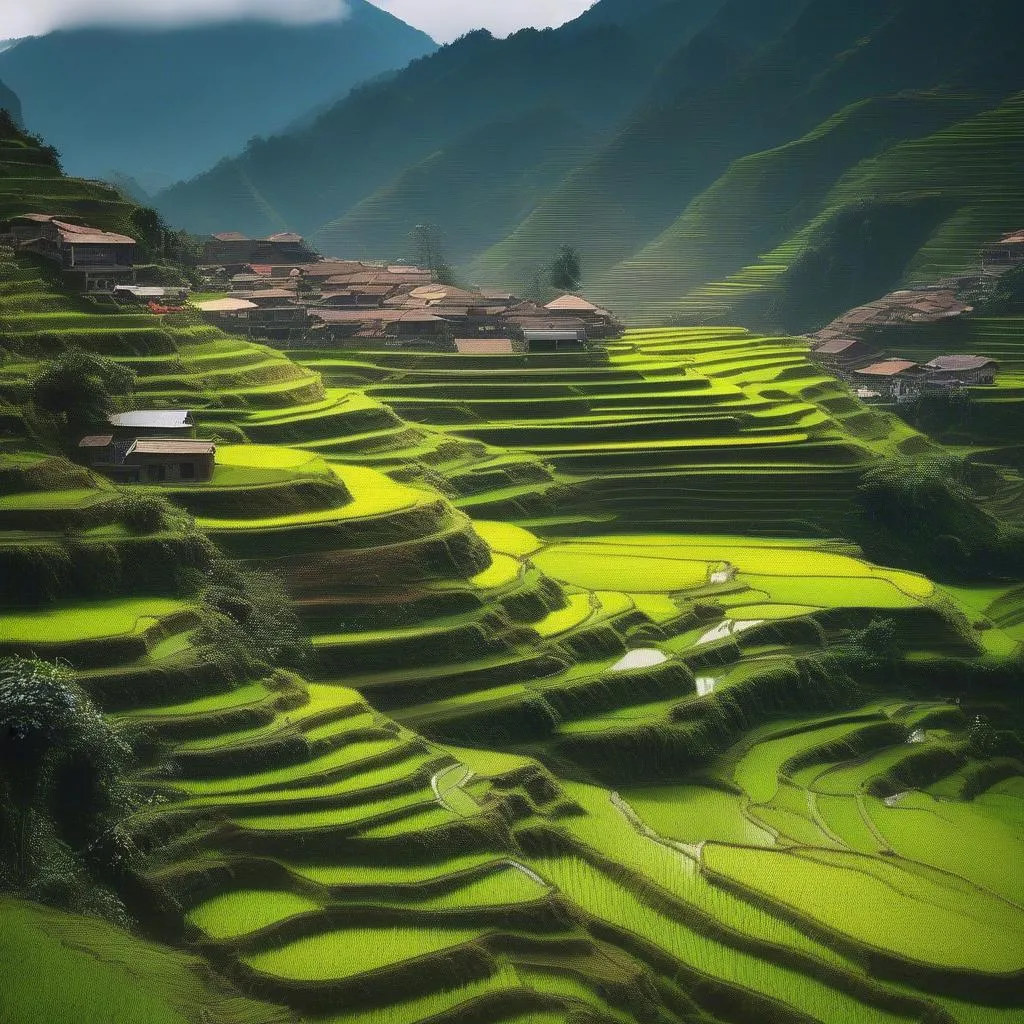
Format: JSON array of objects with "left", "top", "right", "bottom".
[{"left": 1, "top": 230, "right": 1022, "bottom": 1024}]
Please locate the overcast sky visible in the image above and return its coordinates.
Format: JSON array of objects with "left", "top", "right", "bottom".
[{"left": 0, "top": 0, "right": 596, "bottom": 43}]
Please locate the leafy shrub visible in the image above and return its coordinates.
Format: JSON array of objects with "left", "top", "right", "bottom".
[
  {"left": 0, "top": 657, "right": 139, "bottom": 922},
  {"left": 115, "top": 492, "right": 172, "bottom": 534},
  {"left": 195, "top": 561, "right": 311, "bottom": 671},
  {"left": 30, "top": 348, "right": 136, "bottom": 434},
  {"left": 849, "top": 455, "right": 1024, "bottom": 581}
]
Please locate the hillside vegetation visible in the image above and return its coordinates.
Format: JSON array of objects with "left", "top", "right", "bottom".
[{"left": 1, "top": 123, "right": 1023, "bottom": 1024}]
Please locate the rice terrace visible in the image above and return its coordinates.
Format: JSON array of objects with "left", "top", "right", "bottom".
[{"left": 1, "top": 2, "right": 1024, "bottom": 1023}]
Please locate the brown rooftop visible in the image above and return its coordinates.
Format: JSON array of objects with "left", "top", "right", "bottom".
[
  {"left": 454, "top": 338, "right": 515, "bottom": 355},
  {"left": 78, "top": 434, "right": 113, "bottom": 448},
  {"left": 856, "top": 359, "right": 922, "bottom": 377},
  {"left": 545, "top": 294, "right": 599, "bottom": 312},
  {"left": 998, "top": 230, "right": 1024, "bottom": 244},
  {"left": 813, "top": 338, "right": 871, "bottom": 355},
  {"left": 925, "top": 355, "right": 999, "bottom": 371}
]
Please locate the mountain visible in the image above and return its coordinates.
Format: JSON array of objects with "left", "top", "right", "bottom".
[
  {"left": 154, "top": 0, "right": 1024, "bottom": 331},
  {"left": 153, "top": 0, "right": 726, "bottom": 237},
  {"left": 0, "top": 77, "right": 20, "bottom": 126},
  {"left": 0, "top": 2, "right": 436, "bottom": 192}
]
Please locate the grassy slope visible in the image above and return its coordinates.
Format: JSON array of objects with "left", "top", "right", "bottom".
[
  {"left": 0, "top": 898, "right": 293, "bottom": 1024},
  {"left": 655, "top": 92, "right": 1024, "bottom": 330}
]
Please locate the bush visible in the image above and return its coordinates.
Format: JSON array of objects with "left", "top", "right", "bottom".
[
  {"left": 195, "top": 561, "right": 311, "bottom": 671},
  {"left": 115, "top": 492, "right": 171, "bottom": 534},
  {"left": 0, "top": 657, "right": 139, "bottom": 922},
  {"left": 848, "top": 455, "right": 1024, "bottom": 581},
  {"left": 30, "top": 348, "right": 136, "bottom": 435}
]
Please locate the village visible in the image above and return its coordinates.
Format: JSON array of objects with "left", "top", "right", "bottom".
[{"left": 2, "top": 214, "right": 1021, "bottom": 484}]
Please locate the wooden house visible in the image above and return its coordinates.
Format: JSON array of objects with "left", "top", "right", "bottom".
[
  {"left": 923, "top": 355, "right": 999, "bottom": 386},
  {"left": 203, "top": 232, "right": 316, "bottom": 266},
  {"left": 982, "top": 230, "right": 1024, "bottom": 270},
  {"left": 810, "top": 338, "right": 879, "bottom": 375},
  {"left": 120, "top": 439, "right": 216, "bottom": 483},
  {"left": 15, "top": 215, "right": 135, "bottom": 292},
  {"left": 854, "top": 360, "right": 926, "bottom": 401}
]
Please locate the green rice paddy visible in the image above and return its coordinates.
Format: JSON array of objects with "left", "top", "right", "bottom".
[{"left": 1, "top": 200, "right": 1022, "bottom": 1024}]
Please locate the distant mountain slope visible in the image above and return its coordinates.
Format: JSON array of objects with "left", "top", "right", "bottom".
[
  {"left": 0, "top": 3, "right": 436, "bottom": 191},
  {"left": 0, "top": 77, "right": 20, "bottom": 126},
  {"left": 154, "top": 0, "right": 726, "bottom": 239},
  {"left": 313, "top": 107, "right": 598, "bottom": 265},
  {"left": 684, "top": 91, "right": 1024, "bottom": 332},
  {"left": 588, "top": 91, "right": 992, "bottom": 322},
  {"left": 468, "top": 0, "right": 1024, "bottom": 291}
]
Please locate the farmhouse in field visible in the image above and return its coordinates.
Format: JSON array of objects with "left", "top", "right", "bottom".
[
  {"left": 855, "top": 360, "right": 927, "bottom": 401},
  {"left": 811, "top": 338, "right": 879, "bottom": 374},
  {"left": 4, "top": 213, "right": 136, "bottom": 292},
  {"left": 80, "top": 409, "right": 216, "bottom": 483},
  {"left": 982, "top": 229, "right": 1024, "bottom": 270},
  {"left": 923, "top": 355, "right": 999, "bottom": 386},
  {"left": 119, "top": 439, "right": 216, "bottom": 483},
  {"left": 204, "top": 231, "right": 317, "bottom": 266}
]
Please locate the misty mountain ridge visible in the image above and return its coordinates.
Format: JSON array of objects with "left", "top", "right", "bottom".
[{"left": 0, "top": 1, "right": 436, "bottom": 192}]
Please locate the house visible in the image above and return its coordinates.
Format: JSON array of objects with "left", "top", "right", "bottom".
[
  {"left": 108, "top": 410, "right": 195, "bottom": 438},
  {"left": 854, "top": 360, "right": 927, "bottom": 401},
  {"left": 923, "top": 355, "right": 999, "bottom": 386},
  {"left": 523, "top": 328, "right": 587, "bottom": 353},
  {"left": 77, "top": 434, "right": 115, "bottom": 466},
  {"left": 810, "top": 338, "right": 879, "bottom": 374},
  {"left": 120, "top": 439, "right": 216, "bottom": 483},
  {"left": 13, "top": 215, "right": 136, "bottom": 292},
  {"left": 454, "top": 338, "right": 517, "bottom": 355},
  {"left": 203, "top": 231, "right": 317, "bottom": 266},
  {"left": 544, "top": 294, "right": 624, "bottom": 338},
  {"left": 982, "top": 230, "right": 1024, "bottom": 270}
]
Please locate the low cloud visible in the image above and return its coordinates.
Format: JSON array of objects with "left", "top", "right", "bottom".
[{"left": 1, "top": 0, "right": 350, "bottom": 38}]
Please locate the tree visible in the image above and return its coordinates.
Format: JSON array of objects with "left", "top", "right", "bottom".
[
  {"left": 0, "top": 657, "right": 138, "bottom": 913},
  {"left": 550, "top": 244, "right": 582, "bottom": 292},
  {"left": 31, "top": 348, "right": 136, "bottom": 434},
  {"left": 411, "top": 222, "right": 445, "bottom": 273}
]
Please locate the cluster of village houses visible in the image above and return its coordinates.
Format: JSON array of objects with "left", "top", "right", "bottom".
[
  {"left": 807, "top": 230, "right": 1024, "bottom": 401},
  {"left": 192, "top": 232, "right": 625, "bottom": 352},
  {"left": 809, "top": 287, "right": 999, "bottom": 401},
  {"left": 3, "top": 214, "right": 1021, "bottom": 483}
]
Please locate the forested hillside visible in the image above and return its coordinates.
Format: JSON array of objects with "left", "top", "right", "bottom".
[
  {"left": 0, "top": 78, "right": 20, "bottom": 127},
  {"left": 155, "top": 0, "right": 1024, "bottom": 327},
  {"left": 0, "top": 2, "right": 436, "bottom": 192}
]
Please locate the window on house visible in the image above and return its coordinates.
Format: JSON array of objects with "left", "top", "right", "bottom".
[{"left": 180, "top": 462, "right": 196, "bottom": 480}]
